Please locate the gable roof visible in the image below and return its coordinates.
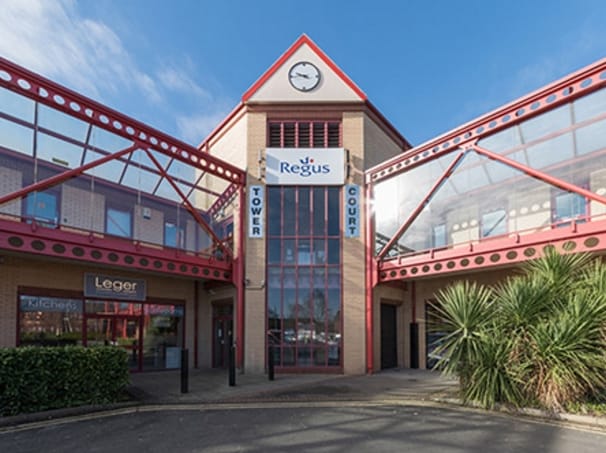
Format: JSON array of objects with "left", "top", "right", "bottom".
[{"left": 241, "top": 34, "right": 367, "bottom": 102}]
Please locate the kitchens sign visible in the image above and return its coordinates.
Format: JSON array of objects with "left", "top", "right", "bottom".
[
  {"left": 84, "top": 274, "right": 146, "bottom": 301},
  {"left": 265, "top": 148, "right": 346, "bottom": 185}
]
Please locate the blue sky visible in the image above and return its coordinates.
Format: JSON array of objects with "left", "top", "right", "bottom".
[{"left": 1, "top": 0, "right": 605, "bottom": 147}]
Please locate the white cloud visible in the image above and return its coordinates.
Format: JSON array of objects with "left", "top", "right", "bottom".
[
  {"left": 0, "top": 0, "right": 161, "bottom": 102},
  {"left": 157, "top": 67, "right": 211, "bottom": 99},
  {"left": 176, "top": 110, "right": 231, "bottom": 145},
  {"left": 0, "top": 0, "right": 235, "bottom": 145}
]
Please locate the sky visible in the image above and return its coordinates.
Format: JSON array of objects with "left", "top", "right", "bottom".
[{"left": 0, "top": 0, "right": 605, "bottom": 148}]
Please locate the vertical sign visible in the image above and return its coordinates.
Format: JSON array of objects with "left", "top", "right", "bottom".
[
  {"left": 344, "top": 184, "right": 360, "bottom": 238},
  {"left": 249, "top": 185, "right": 264, "bottom": 238}
]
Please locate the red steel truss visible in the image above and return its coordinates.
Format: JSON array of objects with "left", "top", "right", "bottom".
[
  {"left": 364, "top": 57, "right": 606, "bottom": 373},
  {"left": 368, "top": 57, "right": 606, "bottom": 281},
  {"left": 0, "top": 56, "right": 246, "bottom": 285}
]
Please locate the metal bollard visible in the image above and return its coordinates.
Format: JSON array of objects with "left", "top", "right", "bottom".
[
  {"left": 228, "top": 344, "right": 236, "bottom": 387},
  {"left": 181, "top": 348, "right": 189, "bottom": 393},
  {"left": 268, "top": 344, "right": 275, "bottom": 381}
]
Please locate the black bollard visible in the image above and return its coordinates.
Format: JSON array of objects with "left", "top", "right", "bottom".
[
  {"left": 228, "top": 344, "right": 236, "bottom": 387},
  {"left": 410, "top": 323, "right": 419, "bottom": 369},
  {"left": 268, "top": 344, "right": 275, "bottom": 381},
  {"left": 180, "top": 348, "right": 189, "bottom": 393}
]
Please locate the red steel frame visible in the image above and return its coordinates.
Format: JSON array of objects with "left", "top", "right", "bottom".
[
  {"left": 364, "top": 57, "right": 606, "bottom": 373},
  {"left": 0, "top": 57, "right": 248, "bottom": 365}
]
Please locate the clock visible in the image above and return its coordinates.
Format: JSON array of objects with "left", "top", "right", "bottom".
[{"left": 288, "top": 61, "right": 321, "bottom": 92}]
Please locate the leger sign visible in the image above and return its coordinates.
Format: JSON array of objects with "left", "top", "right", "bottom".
[
  {"left": 265, "top": 148, "right": 346, "bottom": 185},
  {"left": 84, "top": 274, "right": 146, "bottom": 301}
]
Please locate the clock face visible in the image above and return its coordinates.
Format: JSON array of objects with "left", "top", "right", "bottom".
[{"left": 288, "top": 61, "right": 321, "bottom": 92}]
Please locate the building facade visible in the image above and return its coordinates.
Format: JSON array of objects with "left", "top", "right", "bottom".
[{"left": 0, "top": 36, "right": 605, "bottom": 375}]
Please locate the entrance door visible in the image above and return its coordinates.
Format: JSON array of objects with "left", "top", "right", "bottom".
[
  {"left": 212, "top": 304, "right": 233, "bottom": 368},
  {"left": 86, "top": 316, "right": 142, "bottom": 371},
  {"left": 380, "top": 304, "right": 398, "bottom": 369}
]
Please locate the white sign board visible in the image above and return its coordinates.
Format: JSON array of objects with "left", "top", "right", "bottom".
[
  {"left": 249, "top": 185, "right": 264, "bottom": 238},
  {"left": 265, "top": 148, "right": 346, "bottom": 185}
]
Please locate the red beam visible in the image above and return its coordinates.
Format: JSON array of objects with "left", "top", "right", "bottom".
[
  {"left": 144, "top": 149, "right": 233, "bottom": 260},
  {"left": 0, "top": 219, "right": 232, "bottom": 281},
  {"left": 472, "top": 145, "right": 606, "bottom": 207},
  {"left": 368, "top": 57, "right": 606, "bottom": 184},
  {"left": 377, "top": 150, "right": 466, "bottom": 260},
  {"left": 0, "top": 144, "right": 139, "bottom": 207},
  {"left": 365, "top": 182, "right": 375, "bottom": 374},
  {"left": 235, "top": 184, "right": 246, "bottom": 369},
  {"left": 378, "top": 219, "right": 606, "bottom": 282},
  {"left": 0, "top": 56, "right": 245, "bottom": 184}
]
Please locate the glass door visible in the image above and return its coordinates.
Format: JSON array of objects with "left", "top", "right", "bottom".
[{"left": 86, "top": 316, "right": 142, "bottom": 371}]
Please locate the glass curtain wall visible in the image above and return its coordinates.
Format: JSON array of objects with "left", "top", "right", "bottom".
[
  {"left": 267, "top": 186, "right": 342, "bottom": 368},
  {"left": 375, "top": 86, "right": 606, "bottom": 258}
]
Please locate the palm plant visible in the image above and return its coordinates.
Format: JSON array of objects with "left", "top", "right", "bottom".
[{"left": 431, "top": 250, "right": 606, "bottom": 411}]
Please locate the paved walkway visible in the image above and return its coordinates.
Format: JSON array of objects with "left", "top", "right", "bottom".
[{"left": 128, "top": 368, "right": 459, "bottom": 404}]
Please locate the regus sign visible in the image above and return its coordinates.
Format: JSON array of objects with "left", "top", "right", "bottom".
[{"left": 265, "top": 148, "right": 346, "bottom": 185}]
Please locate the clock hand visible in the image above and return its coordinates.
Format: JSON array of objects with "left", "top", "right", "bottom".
[{"left": 295, "top": 72, "right": 310, "bottom": 79}]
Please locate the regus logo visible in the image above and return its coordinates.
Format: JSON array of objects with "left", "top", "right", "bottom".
[{"left": 279, "top": 156, "right": 330, "bottom": 177}]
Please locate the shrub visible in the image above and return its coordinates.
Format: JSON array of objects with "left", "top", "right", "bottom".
[
  {"left": 0, "top": 346, "right": 130, "bottom": 416},
  {"left": 432, "top": 250, "right": 606, "bottom": 411}
]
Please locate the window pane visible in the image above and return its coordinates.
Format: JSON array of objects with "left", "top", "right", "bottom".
[
  {"left": 25, "top": 191, "right": 58, "bottom": 226},
  {"left": 268, "top": 239, "right": 281, "bottom": 264},
  {"left": 283, "top": 188, "right": 295, "bottom": 235},
  {"left": 297, "top": 239, "right": 311, "bottom": 264},
  {"left": 107, "top": 206, "right": 132, "bottom": 237},
  {"left": 327, "top": 239, "right": 340, "bottom": 264},
  {"left": 19, "top": 296, "right": 83, "bottom": 346},
  {"left": 283, "top": 239, "right": 295, "bottom": 264},
  {"left": 481, "top": 209, "right": 507, "bottom": 237},
  {"left": 432, "top": 224, "right": 447, "bottom": 248},
  {"left": 298, "top": 188, "right": 310, "bottom": 235},
  {"left": 313, "top": 187, "right": 325, "bottom": 235},
  {"left": 165, "top": 222, "right": 185, "bottom": 248},
  {"left": 268, "top": 187, "right": 281, "bottom": 236},
  {"left": 327, "top": 187, "right": 340, "bottom": 236}
]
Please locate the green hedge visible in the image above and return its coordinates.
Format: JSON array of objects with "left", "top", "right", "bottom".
[{"left": 0, "top": 346, "right": 130, "bottom": 416}]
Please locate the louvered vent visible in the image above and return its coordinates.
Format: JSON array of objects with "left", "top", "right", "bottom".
[{"left": 268, "top": 121, "right": 341, "bottom": 148}]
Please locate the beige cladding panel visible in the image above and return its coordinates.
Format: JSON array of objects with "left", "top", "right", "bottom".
[
  {"left": 61, "top": 184, "right": 105, "bottom": 232},
  {"left": 0, "top": 166, "right": 21, "bottom": 217},
  {"left": 134, "top": 204, "right": 164, "bottom": 245},
  {"left": 363, "top": 114, "right": 405, "bottom": 170}
]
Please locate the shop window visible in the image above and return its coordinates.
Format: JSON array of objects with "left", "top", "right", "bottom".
[
  {"left": 553, "top": 191, "right": 586, "bottom": 227},
  {"left": 19, "top": 295, "right": 83, "bottom": 346},
  {"left": 106, "top": 205, "right": 132, "bottom": 238},
  {"left": 24, "top": 190, "right": 59, "bottom": 227},
  {"left": 142, "top": 303, "right": 185, "bottom": 371},
  {"left": 481, "top": 208, "right": 507, "bottom": 238},
  {"left": 164, "top": 221, "right": 185, "bottom": 248}
]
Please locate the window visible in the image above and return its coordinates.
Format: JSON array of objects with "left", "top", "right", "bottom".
[
  {"left": 481, "top": 208, "right": 507, "bottom": 238},
  {"left": 24, "top": 190, "right": 58, "bottom": 227},
  {"left": 553, "top": 191, "right": 587, "bottom": 227},
  {"left": 268, "top": 121, "right": 341, "bottom": 148},
  {"left": 266, "top": 186, "right": 342, "bottom": 368},
  {"left": 164, "top": 221, "right": 185, "bottom": 248},
  {"left": 19, "top": 295, "right": 83, "bottom": 346},
  {"left": 106, "top": 205, "right": 132, "bottom": 238},
  {"left": 431, "top": 223, "right": 447, "bottom": 248}
]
